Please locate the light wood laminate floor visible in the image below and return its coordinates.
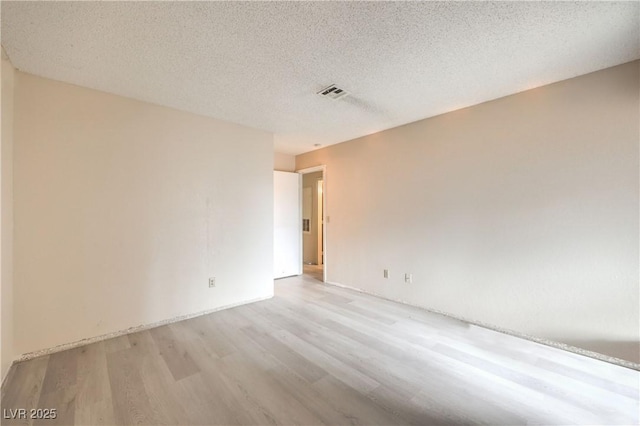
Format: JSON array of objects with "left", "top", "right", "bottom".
[
  {"left": 303, "top": 264, "right": 324, "bottom": 282},
  {"left": 2, "top": 274, "right": 639, "bottom": 425}
]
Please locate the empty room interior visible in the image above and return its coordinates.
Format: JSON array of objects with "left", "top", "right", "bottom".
[{"left": 1, "top": 2, "right": 639, "bottom": 425}]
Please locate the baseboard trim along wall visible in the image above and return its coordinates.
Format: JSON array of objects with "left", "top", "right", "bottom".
[
  {"left": 325, "top": 281, "right": 640, "bottom": 372},
  {"left": 11, "top": 294, "right": 273, "bottom": 366}
]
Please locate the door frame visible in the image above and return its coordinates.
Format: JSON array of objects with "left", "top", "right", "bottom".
[{"left": 297, "top": 165, "right": 327, "bottom": 283}]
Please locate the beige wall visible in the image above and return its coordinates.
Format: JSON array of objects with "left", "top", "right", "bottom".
[
  {"left": 13, "top": 72, "right": 274, "bottom": 356},
  {"left": 1, "top": 48, "right": 15, "bottom": 379},
  {"left": 297, "top": 61, "right": 640, "bottom": 363},
  {"left": 274, "top": 152, "right": 295, "bottom": 172}
]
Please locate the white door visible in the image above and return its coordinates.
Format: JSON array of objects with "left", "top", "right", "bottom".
[{"left": 274, "top": 171, "right": 301, "bottom": 278}]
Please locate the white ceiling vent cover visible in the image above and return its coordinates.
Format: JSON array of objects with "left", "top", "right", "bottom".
[{"left": 317, "top": 84, "right": 349, "bottom": 100}]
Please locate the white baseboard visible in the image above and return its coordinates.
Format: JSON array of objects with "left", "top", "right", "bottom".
[
  {"left": 324, "top": 280, "right": 640, "bottom": 371},
  {"left": 13, "top": 294, "right": 273, "bottom": 364}
]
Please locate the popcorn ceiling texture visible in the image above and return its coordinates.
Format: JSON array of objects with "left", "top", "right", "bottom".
[{"left": 1, "top": 1, "right": 639, "bottom": 155}]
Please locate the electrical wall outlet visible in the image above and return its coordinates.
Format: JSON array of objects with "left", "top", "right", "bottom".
[
  {"left": 383, "top": 269, "right": 389, "bottom": 278},
  {"left": 404, "top": 273, "right": 412, "bottom": 284},
  {"left": 208, "top": 277, "right": 216, "bottom": 288}
]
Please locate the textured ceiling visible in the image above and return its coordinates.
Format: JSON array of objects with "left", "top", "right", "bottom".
[{"left": 2, "top": 2, "right": 639, "bottom": 155}]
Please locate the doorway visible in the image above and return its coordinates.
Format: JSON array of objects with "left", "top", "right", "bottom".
[{"left": 298, "top": 166, "right": 326, "bottom": 283}]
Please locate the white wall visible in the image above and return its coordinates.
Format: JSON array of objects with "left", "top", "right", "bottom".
[
  {"left": 1, "top": 48, "right": 15, "bottom": 380},
  {"left": 13, "top": 72, "right": 274, "bottom": 356},
  {"left": 297, "top": 61, "right": 640, "bottom": 363}
]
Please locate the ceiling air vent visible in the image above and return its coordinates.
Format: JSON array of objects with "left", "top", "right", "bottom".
[{"left": 317, "top": 84, "right": 349, "bottom": 100}]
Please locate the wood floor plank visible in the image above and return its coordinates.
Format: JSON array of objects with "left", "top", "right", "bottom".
[
  {"left": 534, "top": 356, "right": 639, "bottom": 399},
  {"left": 318, "top": 293, "right": 353, "bottom": 304},
  {"left": 276, "top": 296, "right": 547, "bottom": 425},
  {"left": 311, "top": 375, "right": 405, "bottom": 425},
  {"left": 435, "top": 333, "right": 640, "bottom": 412},
  {"left": 214, "top": 306, "right": 254, "bottom": 329},
  {"left": 134, "top": 334, "right": 189, "bottom": 426},
  {"left": 410, "top": 388, "right": 520, "bottom": 426},
  {"left": 264, "top": 361, "right": 361, "bottom": 425},
  {"left": 1, "top": 356, "right": 49, "bottom": 426},
  {"left": 39, "top": 348, "right": 80, "bottom": 396},
  {"left": 106, "top": 348, "right": 157, "bottom": 425},
  {"left": 431, "top": 342, "right": 636, "bottom": 423},
  {"left": 168, "top": 321, "right": 219, "bottom": 369},
  {"left": 240, "top": 325, "right": 329, "bottom": 383},
  {"left": 196, "top": 357, "right": 274, "bottom": 425},
  {"left": 170, "top": 372, "right": 230, "bottom": 425},
  {"left": 264, "top": 296, "right": 425, "bottom": 396},
  {"left": 220, "top": 351, "right": 324, "bottom": 426},
  {"left": 184, "top": 368, "right": 254, "bottom": 424},
  {"left": 271, "top": 329, "right": 381, "bottom": 394},
  {"left": 73, "top": 341, "right": 116, "bottom": 425},
  {"left": 318, "top": 295, "right": 398, "bottom": 325},
  {"left": 103, "top": 335, "right": 131, "bottom": 353},
  {"left": 127, "top": 330, "right": 160, "bottom": 359},
  {"left": 368, "top": 384, "right": 452, "bottom": 426},
  {"left": 192, "top": 314, "right": 238, "bottom": 358},
  {"left": 149, "top": 325, "right": 200, "bottom": 381},
  {"left": 290, "top": 319, "right": 423, "bottom": 398},
  {"left": 247, "top": 299, "right": 310, "bottom": 337},
  {"left": 74, "top": 399, "right": 116, "bottom": 426},
  {"left": 76, "top": 341, "right": 111, "bottom": 407},
  {"left": 34, "top": 384, "right": 77, "bottom": 426}
]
